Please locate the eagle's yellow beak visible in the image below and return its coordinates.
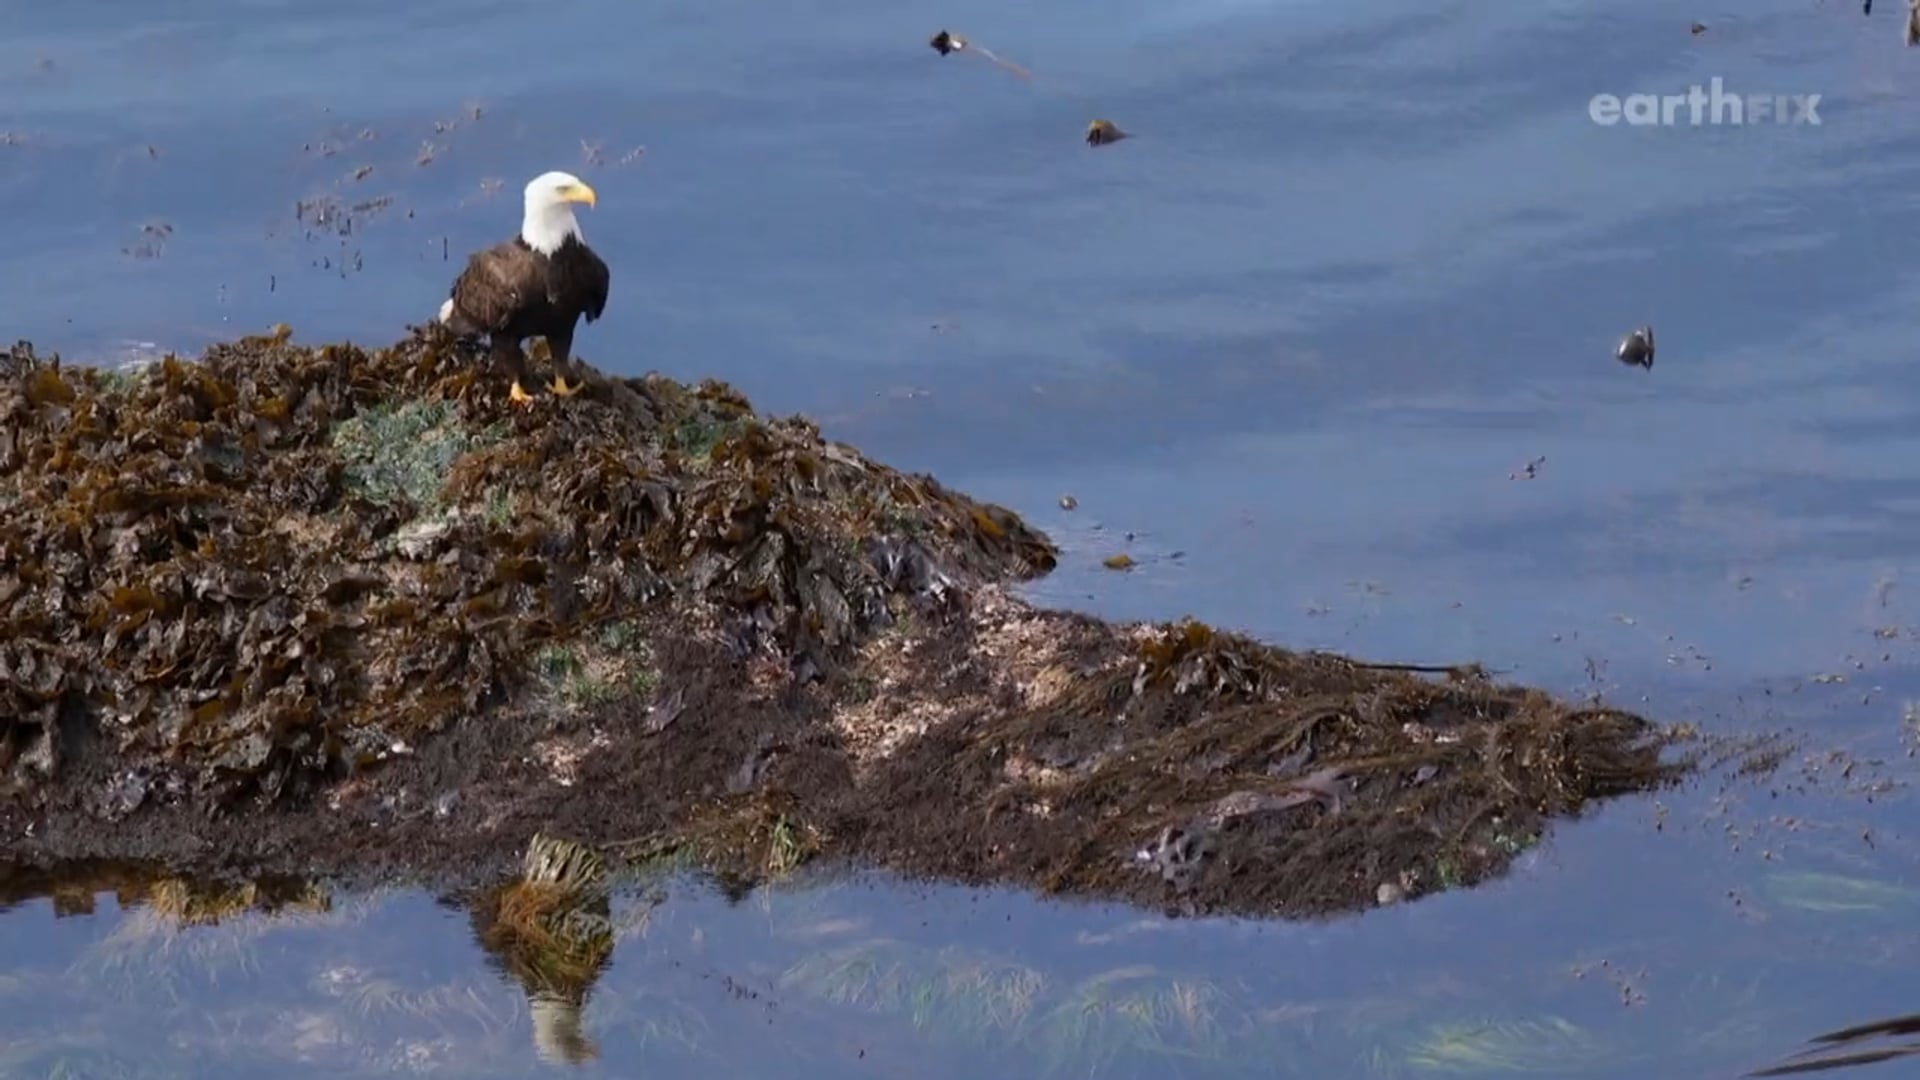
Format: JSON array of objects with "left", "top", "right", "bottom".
[{"left": 560, "top": 181, "right": 597, "bottom": 209}]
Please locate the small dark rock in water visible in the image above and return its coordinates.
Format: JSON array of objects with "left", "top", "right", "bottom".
[
  {"left": 1508, "top": 455, "right": 1547, "bottom": 481},
  {"left": 1616, "top": 325, "right": 1655, "bottom": 370},
  {"left": 1086, "top": 119, "right": 1128, "bottom": 147}
]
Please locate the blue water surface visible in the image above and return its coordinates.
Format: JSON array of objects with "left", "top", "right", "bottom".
[{"left": 6, "top": 0, "right": 1920, "bottom": 1074}]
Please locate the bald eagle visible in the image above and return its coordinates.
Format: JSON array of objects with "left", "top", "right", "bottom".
[{"left": 437, "top": 170, "right": 611, "bottom": 404}]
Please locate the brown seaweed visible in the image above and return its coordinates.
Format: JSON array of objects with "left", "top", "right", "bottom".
[{"left": 0, "top": 326, "right": 1055, "bottom": 810}]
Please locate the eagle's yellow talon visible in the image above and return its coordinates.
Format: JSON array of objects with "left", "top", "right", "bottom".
[
  {"left": 509, "top": 380, "right": 536, "bottom": 406},
  {"left": 550, "top": 376, "right": 581, "bottom": 398}
]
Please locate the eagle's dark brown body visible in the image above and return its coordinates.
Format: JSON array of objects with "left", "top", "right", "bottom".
[{"left": 442, "top": 234, "right": 611, "bottom": 398}]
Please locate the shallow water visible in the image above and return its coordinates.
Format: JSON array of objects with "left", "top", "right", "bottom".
[
  {"left": 6, "top": 786, "right": 1920, "bottom": 1080},
  {"left": 8, "top": 0, "right": 1920, "bottom": 1073}
]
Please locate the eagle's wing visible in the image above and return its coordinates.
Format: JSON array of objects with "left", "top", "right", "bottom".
[
  {"left": 448, "top": 241, "right": 541, "bottom": 333},
  {"left": 550, "top": 245, "right": 611, "bottom": 323}
]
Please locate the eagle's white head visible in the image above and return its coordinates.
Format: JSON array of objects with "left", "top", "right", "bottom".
[{"left": 521, "top": 170, "right": 597, "bottom": 256}]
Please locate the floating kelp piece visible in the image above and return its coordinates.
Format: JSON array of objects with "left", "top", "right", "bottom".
[
  {"left": 1616, "top": 325, "right": 1655, "bottom": 369},
  {"left": 1745, "top": 1008, "right": 1920, "bottom": 1077},
  {"left": 1086, "top": 119, "right": 1128, "bottom": 146},
  {"left": 925, "top": 28, "right": 1032, "bottom": 78}
]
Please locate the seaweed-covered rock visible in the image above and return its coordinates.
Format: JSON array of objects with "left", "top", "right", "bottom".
[
  {"left": 0, "top": 327, "right": 1748, "bottom": 922},
  {"left": 0, "top": 326, "right": 1055, "bottom": 809}
]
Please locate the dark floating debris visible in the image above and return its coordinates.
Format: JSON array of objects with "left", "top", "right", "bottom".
[
  {"left": 1086, "top": 119, "right": 1129, "bottom": 146},
  {"left": 926, "top": 28, "right": 1032, "bottom": 79},
  {"left": 121, "top": 221, "right": 173, "bottom": 260},
  {"left": 1747, "top": 1009, "right": 1920, "bottom": 1076},
  {"left": 1616, "top": 325, "right": 1655, "bottom": 370}
]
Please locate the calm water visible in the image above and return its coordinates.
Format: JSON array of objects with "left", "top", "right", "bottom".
[{"left": 8, "top": 0, "right": 1920, "bottom": 1074}]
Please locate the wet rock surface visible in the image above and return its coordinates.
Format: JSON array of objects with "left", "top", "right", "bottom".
[{"left": 0, "top": 327, "right": 1712, "bottom": 918}]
